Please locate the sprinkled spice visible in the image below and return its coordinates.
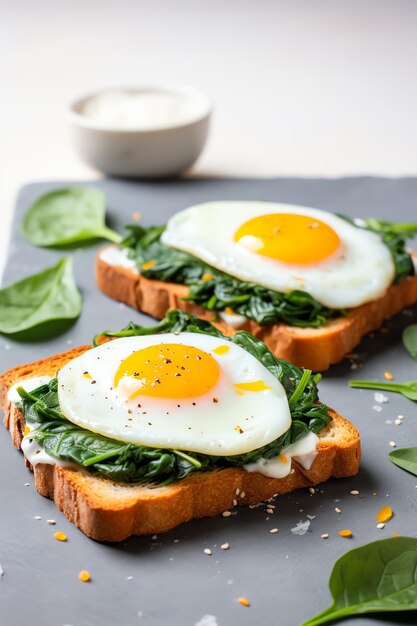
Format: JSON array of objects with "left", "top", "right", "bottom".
[
  {"left": 238, "top": 597, "right": 250, "bottom": 607},
  {"left": 338, "top": 529, "right": 352, "bottom": 538},
  {"left": 54, "top": 531, "right": 67, "bottom": 542},
  {"left": 78, "top": 570, "right": 91, "bottom": 582},
  {"left": 377, "top": 505, "right": 393, "bottom": 523},
  {"left": 142, "top": 260, "right": 156, "bottom": 270},
  {"left": 384, "top": 371, "right": 394, "bottom": 380}
]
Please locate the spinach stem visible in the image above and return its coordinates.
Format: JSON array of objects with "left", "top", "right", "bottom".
[
  {"left": 173, "top": 449, "right": 202, "bottom": 469},
  {"left": 83, "top": 448, "right": 124, "bottom": 467},
  {"left": 349, "top": 380, "right": 406, "bottom": 392},
  {"left": 289, "top": 369, "right": 312, "bottom": 407}
]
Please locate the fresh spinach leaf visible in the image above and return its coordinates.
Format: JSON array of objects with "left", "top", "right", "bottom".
[
  {"left": 23, "top": 187, "right": 121, "bottom": 247},
  {"left": 0, "top": 258, "right": 81, "bottom": 337},
  {"left": 403, "top": 324, "right": 417, "bottom": 361},
  {"left": 302, "top": 537, "right": 417, "bottom": 625},
  {"left": 16, "top": 311, "right": 331, "bottom": 485},
  {"left": 349, "top": 378, "right": 417, "bottom": 401},
  {"left": 389, "top": 448, "right": 417, "bottom": 477},
  {"left": 120, "top": 225, "right": 339, "bottom": 328}
]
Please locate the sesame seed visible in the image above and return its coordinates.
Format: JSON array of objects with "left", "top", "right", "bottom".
[
  {"left": 321, "top": 533, "right": 329, "bottom": 539},
  {"left": 266, "top": 508, "right": 274, "bottom": 514},
  {"left": 335, "top": 507, "right": 341, "bottom": 514},
  {"left": 397, "top": 414, "right": 404, "bottom": 421},
  {"left": 203, "top": 548, "right": 212, "bottom": 556},
  {"left": 389, "top": 441, "right": 396, "bottom": 447},
  {"left": 126, "top": 576, "right": 134, "bottom": 581},
  {"left": 350, "top": 490, "right": 359, "bottom": 495},
  {"left": 33, "top": 515, "right": 41, "bottom": 520},
  {"left": 235, "top": 488, "right": 240, "bottom": 496},
  {"left": 220, "top": 543, "right": 230, "bottom": 550},
  {"left": 47, "top": 519, "right": 56, "bottom": 525},
  {"left": 222, "top": 511, "right": 232, "bottom": 518},
  {"left": 240, "top": 492, "right": 246, "bottom": 499},
  {"left": 308, "top": 487, "right": 315, "bottom": 494},
  {"left": 233, "top": 499, "right": 238, "bottom": 507},
  {"left": 269, "top": 528, "right": 279, "bottom": 534},
  {"left": 377, "top": 523, "right": 385, "bottom": 529},
  {"left": 24, "top": 482, "right": 30, "bottom": 487},
  {"left": 394, "top": 419, "right": 402, "bottom": 425}
]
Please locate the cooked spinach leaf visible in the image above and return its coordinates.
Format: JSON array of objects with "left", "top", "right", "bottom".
[
  {"left": 403, "top": 324, "right": 417, "bottom": 361},
  {"left": 0, "top": 258, "right": 81, "bottom": 337},
  {"left": 23, "top": 187, "right": 122, "bottom": 247},
  {"left": 120, "top": 225, "right": 338, "bottom": 328},
  {"left": 16, "top": 311, "right": 330, "bottom": 485},
  {"left": 389, "top": 448, "right": 417, "bottom": 477},
  {"left": 302, "top": 537, "right": 417, "bottom": 625}
]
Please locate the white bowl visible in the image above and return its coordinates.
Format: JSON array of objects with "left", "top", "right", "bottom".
[{"left": 68, "top": 84, "right": 211, "bottom": 178}]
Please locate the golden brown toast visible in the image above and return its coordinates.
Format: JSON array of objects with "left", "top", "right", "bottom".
[
  {"left": 0, "top": 345, "right": 360, "bottom": 541},
  {"left": 95, "top": 249, "right": 417, "bottom": 371}
]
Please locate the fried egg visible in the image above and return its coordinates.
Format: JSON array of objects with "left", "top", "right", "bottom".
[
  {"left": 57, "top": 333, "right": 291, "bottom": 456},
  {"left": 161, "top": 201, "right": 395, "bottom": 308}
]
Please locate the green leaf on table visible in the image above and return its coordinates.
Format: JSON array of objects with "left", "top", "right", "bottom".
[
  {"left": 0, "top": 257, "right": 82, "bottom": 338},
  {"left": 389, "top": 448, "right": 417, "bottom": 477},
  {"left": 302, "top": 537, "right": 417, "bottom": 626},
  {"left": 403, "top": 324, "right": 417, "bottom": 361},
  {"left": 349, "top": 378, "right": 417, "bottom": 401},
  {"left": 22, "top": 187, "right": 121, "bottom": 247}
]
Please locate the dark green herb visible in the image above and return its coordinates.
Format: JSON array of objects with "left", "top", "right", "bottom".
[
  {"left": 349, "top": 378, "right": 417, "bottom": 401},
  {"left": 0, "top": 258, "right": 81, "bottom": 337},
  {"left": 302, "top": 537, "right": 417, "bottom": 625},
  {"left": 23, "top": 187, "right": 121, "bottom": 247},
  {"left": 403, "top": 324, "right": 417, "bottom": 361},
  {"left": 389, "top": 448, "right": 417, "bottom": 477},
  {"left": 16, "top": 311, "right": 330, "bottom": 485}
]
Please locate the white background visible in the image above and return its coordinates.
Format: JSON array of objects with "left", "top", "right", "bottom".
[{"left": 1, "top": 0, "right": 417, "bottom": 274}]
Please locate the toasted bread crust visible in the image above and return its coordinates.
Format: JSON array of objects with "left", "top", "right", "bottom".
[
  {"left": 0, "top": 345, "right": 360, "bottom": 541},
  {"left": 95, "top": 249, "right": 417, "bottom": 371}
]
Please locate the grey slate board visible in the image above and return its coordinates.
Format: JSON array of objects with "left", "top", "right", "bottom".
[{"left": 1, "top": 177, "right": 417, "bottom": 626}]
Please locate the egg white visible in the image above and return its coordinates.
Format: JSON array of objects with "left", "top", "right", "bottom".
[
  {"left": 161, "top": 201, "right": 395, "bottom": 309},
  {"left": 57, "top": 333, "right": 291, "bottom": 456}
]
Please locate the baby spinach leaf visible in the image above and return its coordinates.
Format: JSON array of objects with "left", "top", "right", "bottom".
[
  {"left": 0, "top": 258, "right": 81, "bottom": 337},
  {"left": 302, "top": 537, "right": 417, "bottom": 625},
  {"left": 23, "top": 187, "right": 121, "bottom": 247},
  {"left": 349, "top": 378, "right": 417, "bottom": 401},
  {"left": 403, "top": 324, "right": 417, "bottom": 361},
  {"left": 389, "top": 448, "right": 417, "bottom": 477}
]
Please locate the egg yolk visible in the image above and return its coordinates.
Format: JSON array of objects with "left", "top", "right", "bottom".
[
  {"left": 114, "top": 343, "right": 220, "bottom": 399},
  {"left": 234, "top": 213, "right": 341, "bottom": 265}
]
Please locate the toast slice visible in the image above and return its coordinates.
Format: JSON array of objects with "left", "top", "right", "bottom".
[
  {"left": 0, "top": 346, "right": 360, "bottom": 542},
  {"left": 96, "top": 249, "right": 417, "bottom": 371}
]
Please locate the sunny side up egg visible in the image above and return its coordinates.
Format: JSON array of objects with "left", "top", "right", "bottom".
[
  {"left": 161, "top": 202, "right": 395, "bottom": 309},
  {"left": 58, "top": 333, "right": 291, "bottom": 456}
]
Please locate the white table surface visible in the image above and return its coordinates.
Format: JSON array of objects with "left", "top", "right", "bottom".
[{"left": 1, "top": 0, "right": 417, "bottom": 277}]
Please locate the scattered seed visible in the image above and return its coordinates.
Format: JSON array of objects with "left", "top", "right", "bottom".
[
  {"left": 335, "top": 507, "right": 341, "bottom": 514},
  {"left": 203, "top": 548, "right": 212, "bottom": 556},
  {"left": 235, "top": 488, "right": 240, "bottom": 496},
  {"left": 240, "top": 491, "right": 246, "bottom": 499},
  {"left": 350, "top": 490, "right": 359, "bottom": 496},
  {"left": 321, "top": 533, "right": 329, "bottom": 539},
  {"left": 308, "top": 487, "right": 315, "bottom": 494},
  {"left": 377, "top": 506, "right": 393, "bottom": 523},
  {"left": 222, "top": 511, "right": 232, "bottom": 518},
  {"left": 34, "top": 515, "right": 41, "bottom": 520},
  {"left": 394, "top": 419, "right": 402, "bottom": 425},
  {"left": 389, "top": 441, "right": 396, "bottom": 448},
  {"left": 233, "top": 499, "right": 238, "bottom": 507},
  {"left": 47, "top": 519, "right": 56, "bottom": 525},
  {"left": 339, "top": 529, "right": 352, "bottom": 538},
  {"left": 54, "top": 531, "right": 67, "bottom": 542},
  {"left": 266, "top": 508, "right": 274, "bottom": 514},
  {"left": 384, "top": 372, "right": 394, "bottom": 380},
  {"left": 377, "top": 523, "right": 385, "bottom": 529},
  {"left": 269, "top": 528, "right": 279, "bottom": 534},
  {"left": 238, "top": 597, "right": 250, "bottom": 607},
  {"left": 24, "top": 483, "right": 30, "bottom": 486},
  {"left": 220, "top": 543, "right": 230, "bottom": 550},
  {"left": 78, "top": 570, "right": 90, "bottom": 582},
  {"left": 127, "top": 575, "right": 134, "bottom": 580},
  {"left": 397, "top": 414, "right": 404, "bottom": 421}
]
